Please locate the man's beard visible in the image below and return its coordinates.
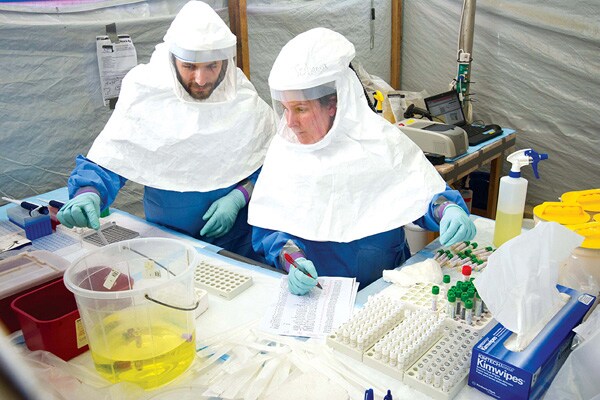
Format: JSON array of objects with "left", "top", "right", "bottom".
[{"left": 187, "top": 82, "right": 215, "bottom": 100}]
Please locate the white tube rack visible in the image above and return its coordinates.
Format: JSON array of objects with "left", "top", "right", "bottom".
[
  {"left": 194, "top": 257, "right": 252, "bottom": 300},
  {"left": 326, "top": 295, "right": 404, "bottom": 361},
  {"left": 326, "top": 293, "right": 492, "bottom": 400}
]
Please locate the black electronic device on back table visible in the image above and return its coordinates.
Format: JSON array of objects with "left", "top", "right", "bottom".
[{"left": 424, "top": 91, "right": 503, "bottom": 146}]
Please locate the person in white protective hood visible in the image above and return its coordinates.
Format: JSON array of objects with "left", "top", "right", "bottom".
[
  {"left": 57, "top": 1, "right": 277, "bottom": 261},
  {"left": 249, "top": 28, "right": 476, "bottom": 295}
]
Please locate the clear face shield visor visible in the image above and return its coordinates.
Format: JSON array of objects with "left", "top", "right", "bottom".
[
  {"left": 270, "top": 83, "right": 338, "bottom": 145},
  {"left": 170, "top": 44, "right": 237, "bottom": 102}
]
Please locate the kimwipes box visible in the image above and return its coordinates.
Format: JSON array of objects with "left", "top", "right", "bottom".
[{"left": 468, "top": 285, "right": 595, "bottom": 400}]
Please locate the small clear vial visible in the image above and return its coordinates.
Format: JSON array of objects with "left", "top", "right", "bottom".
[
  {"left": 442, "top": 375, "right": 452, "bottom": 392},
  {"left": 425, "top": 367, "right": 434, "bottom": 384},
  {"left": 431, "top": 285, "right": 440, "bottom": 311},
  {"left": 434, "top": 371, "right": 442, "bottom": 388}
]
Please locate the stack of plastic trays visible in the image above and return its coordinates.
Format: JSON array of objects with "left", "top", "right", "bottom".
[
  {"left": 403, "top": 324, "right": 481, "bottom": 399},
  {"left": 363, "top": 309, "right": 448, "bottom": 380},
  {"left": 326, "top": 295, "right": 404, "bottom": 361}
]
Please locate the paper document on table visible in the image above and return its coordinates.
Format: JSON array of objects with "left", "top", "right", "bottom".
[{"left": 260, "top": 276, "right": 358, "bottom": 339}]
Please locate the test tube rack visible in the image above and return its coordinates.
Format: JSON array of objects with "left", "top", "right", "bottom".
[
  {"left": 194, "top": 256, "right": 252, "bottom": 300},
  {"left": 326, "top": 294, "right": 484, "bottom": 400},
  {"left": 402, "top": 324, "right": 480, "bottom": 400},
  {"left": 399, "top": 282, "right": 494, "bottom": 330},
  {"left": 81, "top": 222, "right": 139, "bottom": 246}
]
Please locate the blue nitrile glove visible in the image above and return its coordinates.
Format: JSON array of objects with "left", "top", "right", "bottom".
[
  {"left": 200, "top": 189, "right": 246, "bottom": 238},
  {"left": 57, "top": 192, "right": 101, "bottom": 230},
  {"left": 439, "top": 204, "right": 476, "bottom": 246},
  {"left": 288, "top": 257, "right": 319, "bottom": 296}
]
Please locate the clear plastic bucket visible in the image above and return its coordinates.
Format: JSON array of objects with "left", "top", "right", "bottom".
[{"left": 64, "top": 238, "right": 199, "bottom": 389}]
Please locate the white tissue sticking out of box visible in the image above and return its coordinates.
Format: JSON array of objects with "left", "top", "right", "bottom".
[
  {"left": 474, "top": 222, "right": 584, "bottom": 351},
  {"left": 382, "top": 258, "right": 442, "bottom": 287}
]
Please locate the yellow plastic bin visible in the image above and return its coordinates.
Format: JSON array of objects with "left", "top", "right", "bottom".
[
  {"left": 562, "top": 188, "right": 600, "bottom": 220},
  {"left": 64, "top": 238, "right": 199, "bottom": 389},
  {"left": 533, "top": 202, "right": 590, "bottom": 225}
]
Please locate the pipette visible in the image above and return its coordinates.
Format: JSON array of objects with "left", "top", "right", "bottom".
[
  {"left": 36, "top": 198, "right": 65, "bottom": 210},
  {"left": 2, "top": 197, "right": 48, "bottom": 216}
]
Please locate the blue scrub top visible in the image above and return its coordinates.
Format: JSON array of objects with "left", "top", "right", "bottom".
[
  {"left": 252, "top": 187, "right": 467, "bottom": 289},
  {"left": 67, "top": 155, "right": 262, "bottom": 261}
]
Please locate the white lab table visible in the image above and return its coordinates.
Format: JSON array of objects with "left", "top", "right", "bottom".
[{"left": 1, "top": 190, "right": 497, "bottom": 400}]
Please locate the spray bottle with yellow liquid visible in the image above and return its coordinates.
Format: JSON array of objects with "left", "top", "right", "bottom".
[{"left": 493, "top": 148, "right": 548, "bottom": 247}]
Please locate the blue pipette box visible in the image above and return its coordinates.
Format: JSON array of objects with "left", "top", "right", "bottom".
[
  {"left": 7, "top": 206, "right": 52, "bottom": 240},
  {"left": 468, "top": 285, "right": 595, "bottom": 400}
]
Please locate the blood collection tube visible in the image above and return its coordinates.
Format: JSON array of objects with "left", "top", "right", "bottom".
[
  {"left": 442, "top": 274, "right": 451, "bottom": 293},
  {"left": 431, "top": 285, "right": 440, "bottom": 311},
  {"left": 462, "top": 265, "right": 472, "bottom": 282},
  {"left": 447, "top": 291, "right": 456, "bottom": 319},
  {"left": 465, "top": 299, "right": 473, "bottom": 325},
  {"left": 475, "top": 292, "right": 483, "bottom": 318},
  {"left": 434, "top": 249, "right": 445, "bottom": 260},
  {"left": 460, "top": 292, "right": 469, "bottom": 320},
  {"left": 451, "top": 240, "right": 469, "bottom": 252}
]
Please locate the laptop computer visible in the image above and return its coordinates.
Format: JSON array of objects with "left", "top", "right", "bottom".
[{"left": 424, "top": 90, "right": 503, "bottom": 146}]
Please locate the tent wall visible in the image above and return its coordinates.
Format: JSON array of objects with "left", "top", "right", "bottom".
[
  {"left": 1, "top": 0, "right": 598, "bottom": 217},
  {"left": 0, "top": 0, "right": 391, "bottom": 216},
  {"left": 401, "top": 0, "right": 600, "bottom": 207}
]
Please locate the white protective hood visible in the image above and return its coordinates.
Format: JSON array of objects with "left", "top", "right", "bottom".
[
  {"left": 248, "top": 28, "right": 446, "bottom": 243},
  {"left": 87, "top": 1, "right": 276, "bottom": 192}
]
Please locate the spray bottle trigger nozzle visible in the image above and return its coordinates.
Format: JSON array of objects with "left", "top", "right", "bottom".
[{"left": 524, "top": 149, "right": 549, "bottom": 179}]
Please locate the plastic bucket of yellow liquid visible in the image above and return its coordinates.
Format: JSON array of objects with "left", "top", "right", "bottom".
[{"left": 64, "top": 238, "right": 199, "bottom": 389}]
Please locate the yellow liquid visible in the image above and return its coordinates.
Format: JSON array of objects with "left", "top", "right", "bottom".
[
  {"left": 493, "top": 210, "right": 524, "bottom": 247},
  {"left": 89, "top": 309, "right": 195, "bottom": 389}
]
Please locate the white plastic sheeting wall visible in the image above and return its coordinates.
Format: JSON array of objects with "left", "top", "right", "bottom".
[
  {"left": 1, "top": 0, "right": 598, "bottom": 215},
  {"left": 401, "top": 0, "right": 600, "bottom": 206},
  {"left": 0, "top": 0, "right": 391, "bottom": 216}
]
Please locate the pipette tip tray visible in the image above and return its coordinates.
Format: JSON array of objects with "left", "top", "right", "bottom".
[
  {"left": 468, "top": 284, "right": 596, "bottom": 400},
  {"left": 7, "top": 206, "right": 52, "bottom": 240}
]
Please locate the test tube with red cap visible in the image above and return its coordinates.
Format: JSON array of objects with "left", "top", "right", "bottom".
[{"left": 462, "top": 265, "right": 472, "bottom": 282}]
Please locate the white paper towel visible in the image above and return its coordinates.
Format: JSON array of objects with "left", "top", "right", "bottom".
[{"left": 474, "top": 222, "right": 584, "bottom": 351}]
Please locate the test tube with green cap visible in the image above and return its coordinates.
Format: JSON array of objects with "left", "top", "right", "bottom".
[
  {"left": 460, "top": 292, "right": 469, "bottom": 319},
  {"left": 431, "top": 285, "right": 440, "bottom": 311},
  {"left": 443, "top": 274, "right": 451, "bottom": 293},
  {"left": 465, "top": 299, "right": 474, "bottom": 325},
  {"left": 447, "top": 291, "right": 456, "bottom": 319}
]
